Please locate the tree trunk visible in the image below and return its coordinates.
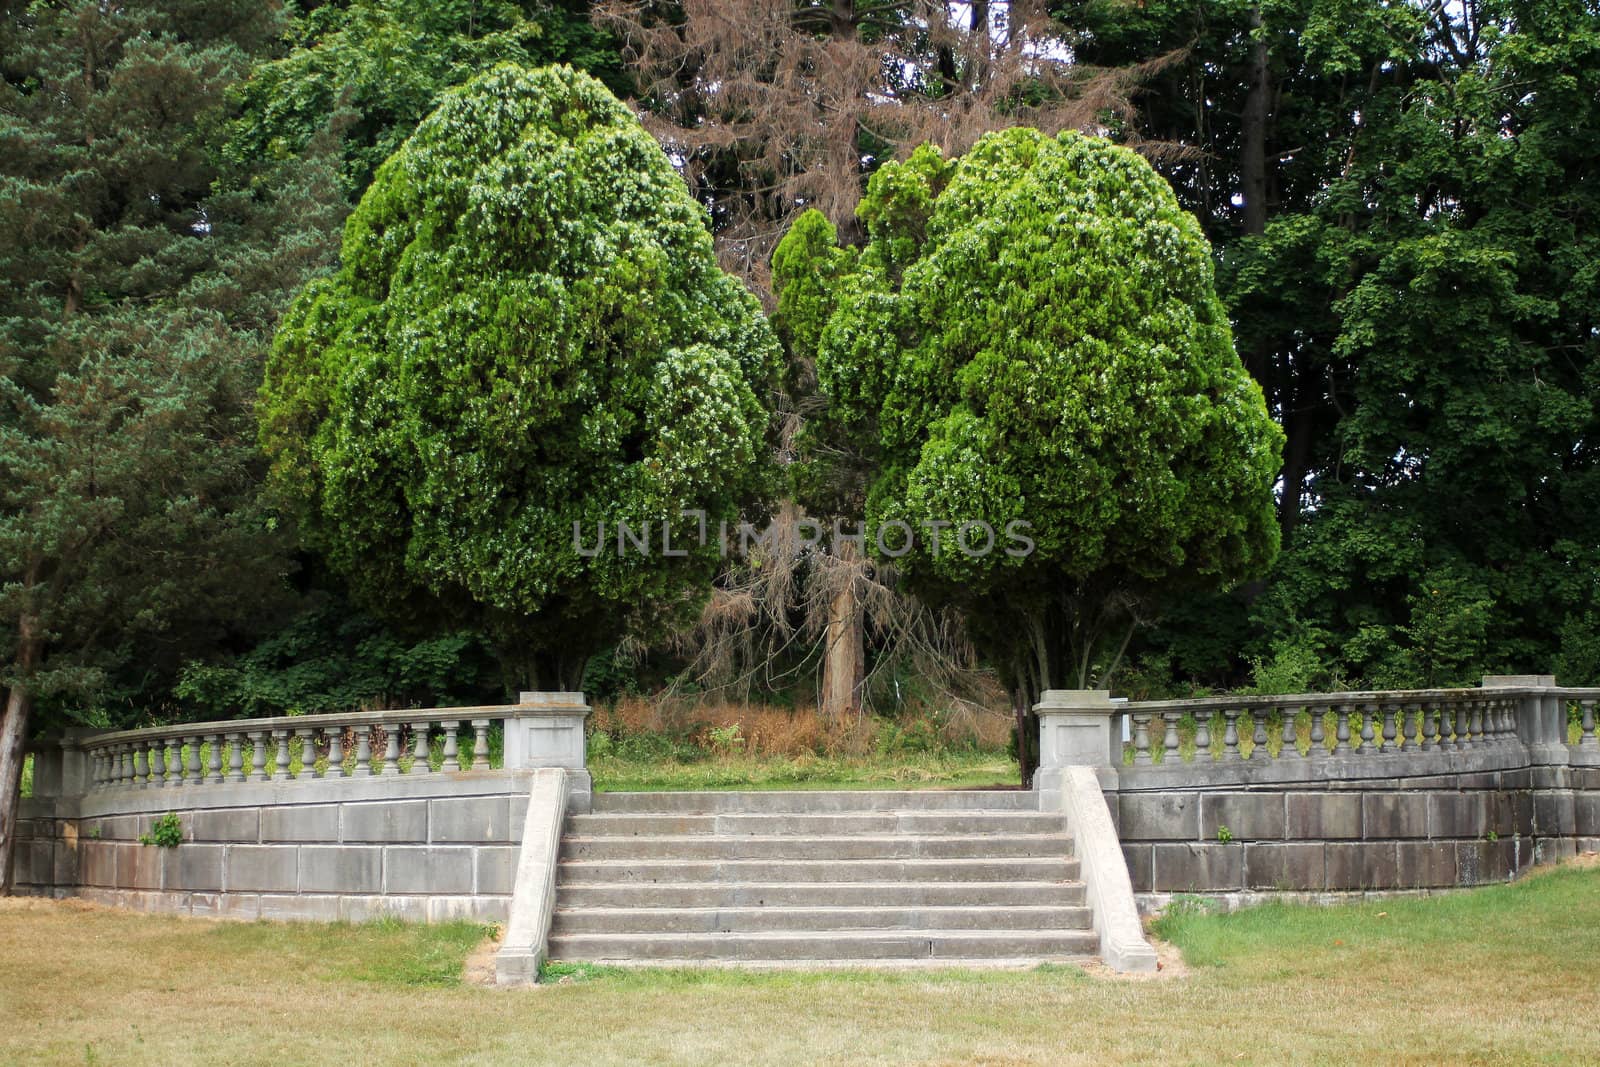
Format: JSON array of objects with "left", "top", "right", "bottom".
[
  {"left": 1240, "top": 6, "right": 1272, "bottom": 236},
  {"left": 0, "top": 618, "right": 41, "bottom": 895},
  {"left": 820, "top": 540, "right": 865, "bottom": 717}
]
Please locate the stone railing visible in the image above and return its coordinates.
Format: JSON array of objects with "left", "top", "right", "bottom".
[
  {"left": 1029, "top": 676, "right": 1599, "bottom": 791},
  {"left": 70, "top": 693, "right": 589, "bottom": 793}
]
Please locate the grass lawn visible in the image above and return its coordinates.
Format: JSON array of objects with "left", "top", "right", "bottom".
[
  {"left": 4, "top": 863, "right": 1599, "bottom": 1065},
  {"left": 590, "top": 750, "right": 1017, "bottom": 792}
]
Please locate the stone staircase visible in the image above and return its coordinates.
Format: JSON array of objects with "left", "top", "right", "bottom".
[{"left": 546, "top": 790, "right": 1098, "bottom": 966}]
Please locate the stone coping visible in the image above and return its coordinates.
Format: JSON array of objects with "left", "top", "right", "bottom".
[
  {"left": 1123, "top": 684, "right": 1600, "bottom": 714},
  {"left": 26, "top": 768, "right": 535, "bottom": 819},
  {"left": 1118, "top": 745, "right": 1532, "bottom": 791},
  {"left": 68, "top": 700, "right": 590, "bottom": 750}
]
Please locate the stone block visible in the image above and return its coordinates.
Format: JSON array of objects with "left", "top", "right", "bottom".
[
  {"left": 383, "top": 846, "right": 475, "bottom": 894},
  {"left": 81, "top": 841, "right": 117, "bottom": 887},
  {"left": 121, "top": 843, "right": 163, "bottom": 890},
  {"left": 299, "top": 845, "right": 382, "bottom": 893},
  {"left": 1285, "top": 793, "right": 1362, "bottom": 841},
  {"left": 1117, "top": 794, "right": 1198, "bottom": 841},
  {"left": 1151, "top": 842, "right": 1244, "bottom": 892},
  {"left": 216, "top": 893, "right": 261, "bottom": 920},
  {"left": 260, "top": 894, "right": 342, "bottom": 921},
  {"left": 1244, "top": 842, "right": 1326, "bottom": 890},
  {"left": 225, "top": 845, "right": 298, "bottom": 893},
  {"left": 509, "top": 795, "right": 529, "bottom": 841},
  {"left": 1487, "top": 792, "right": 1519, "bottom": 838},
  {"left": 1199, "top": 793, "right": 1285, "bottom": 841},
  {"left": 1457, "top": 839, "right": 1514, "bottom": 885},
  {"left": 1532, "top": 791, "right": 1576, "bottom": 836},
  {"left": 163, "top": 844, "right": 225, "bottom": 893},
  {"left": 340, "top": 800, "right": 427, "bottom": 843},
  {"left": 340, "top": 895, "right": 426, "bottom": 923},
  {"left": 427, "top": 896, "right": 501, "bottom": 923},
  {"left": 52, "top": 841, "right": 80, "bottom": 887},
  {"left": 475, "top": 847, "right": 518, "bottom": 895},
  {"left": 1121, "top": 844, "right": 1153, "bottom": 893},
  {"left": 1428, "top": 794, "right": 1487, "bottom": 839},
  {"left": 259, "top": 805, "right": 340, "bottom": 843},
  {"left": 1325, "top": 842, "right": 1399, "bottom": 890},
  {"left": 193, "top": 808, "right": 260, "bottom": 843},
  {"left": 1363, "top": 793, "right": 1429, "bottom": 839},
  {"left": 1576, "top": 792, "right": 1600, "bottom": 837},
  {"left": 429, "top": 797, "right": 511, "bottom": 843},
  {"left": 1396, "top": 841, "right": 1458, "bottom": 888}
]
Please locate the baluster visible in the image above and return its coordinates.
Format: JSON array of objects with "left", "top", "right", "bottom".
[
  {"left": 1582, "top": 700, "right": 1597, "bottom": 748},
  {"left": 1400, "top": 702, "right": 1419, "bottom": 751},
  {"left": 1333, "top": 705, "right": 1352, "bottom": 755},
  {"left": 247, "top": 731, "right": 268, "bottom": 782},
  {"left": 1382, "top": 702, "right": 1399, "bottom": 752},
  {"left": 379, "top": 726, "right": 401, "bottom": 775},
  {"left": 121, "top": 744, "right": 135, "bottom": 785},
  {"left": 1132, "top": 713, "right": 1153, "bottom": 764},
  {"left": 1502, "top": 699, "right": 1518, "bottom": 744},
  {"left": 1162, "top": 712, "right": 1181, "bottom": 764},
  {"left": 1281, "top": 706, "right": 1301, "bottom": 758},
  {"left": 184, "top": 736, "right": 202, "bottom": 784},
  {"left": 160, "top": 738, "right": 179, "bottom": 787},
  {"left": 1250, "top": 708, "right": 1270, "bottom": 760},
  {"left": 1452, "top": 703, "right": 1469, "bottom": 751},
  {"left": 271, "top": 729, "right": 291, "bottom": 780},
  {"left": 225, "top": 733, "right": 245, "bottom": 783},
  {"left": 326, "top": 727, "right": 346, "bottom": 778},
  {"left": 296, "top": 728, "right": 316, "bottom": 779},
  {"left": 1309, "top": 706, "right": 1328, "bottom": 757},
  {"left": 410, "top": 721, "right": 432, "bottom": 773},
  {"left": 471, "top": 718, "right": 491, "bottom": 769},
  {"left": 352, "top": 727, "right": 373, "bottom": 777},
  {"left": 1468, "top": 701, "right": 1484, "bottom": 748},
  {"left": 135, "top": 744, "right": 151, "bottom": 788},
  {"left": 441, "top": 721, "right": 462, "bottom": 771},
  {"left": 1421, "top": 704, "right": 1439, "bottom": 751},
  {"left": 1217, "top": 708, "right": 1239, "bottom": 760},
  {"left": 206, "top": 733, "right": 224, "bottom": 784},
  {"left": 1359, "top": 703, "right": 1377, "bottom": 754}
]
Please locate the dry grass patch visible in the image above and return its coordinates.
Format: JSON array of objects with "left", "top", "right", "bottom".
[{"left": 4, "top": 863, "right": 1600, "bottom": 1065}]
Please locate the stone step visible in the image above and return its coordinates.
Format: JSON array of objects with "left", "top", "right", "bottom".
[
  {"left": 550, "top": 904, "right": 1095, "bottom": 935},
  {"left": 556, "top": 856, "right": 1080, "bottom": 884},
  {"left": 566, "top": 811, "right": 1065, "bottom": 837},
  {"left": 559, "top": 833, "right": 1072, "bottom": 862},
  {"left": 547, "top": 929, "right": 1100, "bottom": 962},
  {"left": 589, "top": 790, "right": 1037, "bottom": 814},
  {"left": 555, "top": 880, "right": 1087, "bottom": 909}
]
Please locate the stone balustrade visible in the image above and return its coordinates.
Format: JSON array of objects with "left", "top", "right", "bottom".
[{"left": 72, "top": 692, "right": 589, "bottom": 794}]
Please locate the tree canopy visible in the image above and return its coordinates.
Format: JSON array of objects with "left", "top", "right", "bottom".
[
  {"left": 259, "top": 63, "right": 782, "bottom": 690},
  {"left": 773, "top": 129, "right": 1283, "bottom": 737}
]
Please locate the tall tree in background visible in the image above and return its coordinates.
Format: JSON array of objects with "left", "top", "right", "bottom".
[
  {"left": 0, "top": 0, "right": 345, "bottom": 890},
  {"left": 777, "top": 130, "right": 1282, "bottom": 779},
  {"left": 226, "top": 0, "right": 622, "bottom": 203},
  {"left": 259, "top": 65, "right": 781, "bottom": 691},
  {"left": 602, "top": 0, "right": 1166, "bottom": 716},
  {"left": 1065, "top": 0, "right": 1600, "bottom": 689}
]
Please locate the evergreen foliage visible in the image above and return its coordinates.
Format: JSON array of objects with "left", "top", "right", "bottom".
[{"left": 259, "top": 64, "right": 781, "bottom": 690}]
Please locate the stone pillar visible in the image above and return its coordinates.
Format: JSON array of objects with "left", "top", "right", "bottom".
[
  {"left": 1485, "top": 674, "right": 1576, "bottom": 861},
  {"left": 1033, "top": 689, "right": 1120, "bottom": 804},
  {"left": 511, "top": 692, "right": 592, "bottom": 812}
]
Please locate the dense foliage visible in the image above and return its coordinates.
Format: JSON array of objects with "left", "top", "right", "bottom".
[
  {"left": 259, "top": 64, "right": 781, "bottom": 690},
  {"left": 774, "top": 130, "right": 1283, "bottom": 722},
  {"left": 1063, "top": 0, "right": 1600, "bottom": 691}
]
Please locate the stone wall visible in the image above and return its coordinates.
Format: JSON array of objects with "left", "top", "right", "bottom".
[
  {"left": 15, "top": 771, "right": 538, "bottom": 922},
  {"left": 1113, "top": 764, "right": 1600, "bottom": 899}
]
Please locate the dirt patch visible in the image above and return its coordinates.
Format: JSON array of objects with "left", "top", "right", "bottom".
[
  {"left": 461, "top": 927, "right": 504, "bottom": 986},
  {"left": 1077, "top": 934, "right": 1188, "bottom": 981}
]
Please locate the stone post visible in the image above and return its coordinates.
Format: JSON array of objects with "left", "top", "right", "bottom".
[
  {"left": 1484, "top": 674, "right": 1576, "bottom": 862},
  {"left": 1033, "top": 689, "right": 1121, "bottom": 804},
  {"left": 511, "top": 691, "right": 593, "bottom": 813}
]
